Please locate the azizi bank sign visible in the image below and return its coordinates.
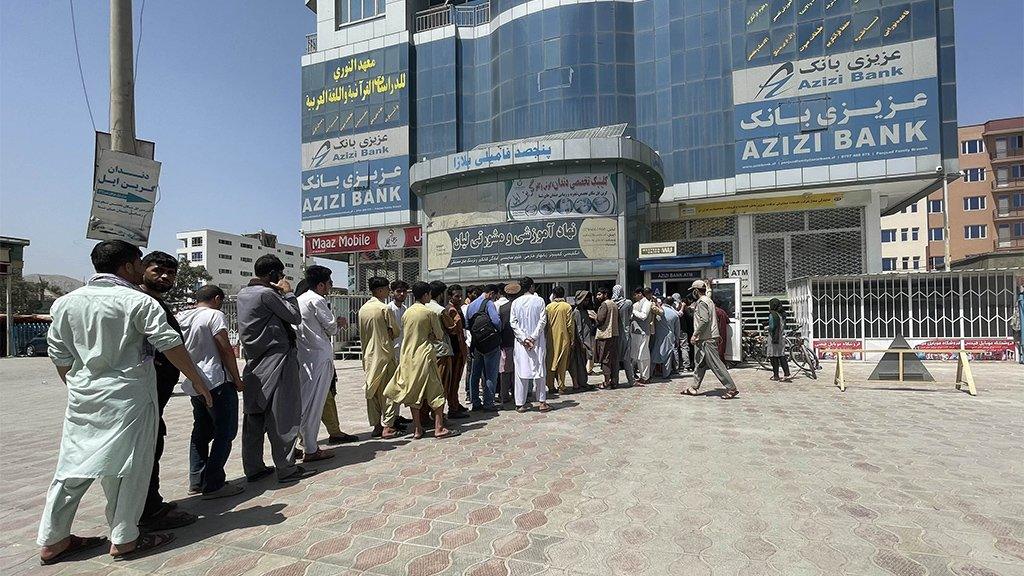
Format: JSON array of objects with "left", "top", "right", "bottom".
[{"left": 732, "top": 37, "right": 940, "bottom": 176}]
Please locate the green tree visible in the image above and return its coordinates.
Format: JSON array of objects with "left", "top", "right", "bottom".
[
  {"left": 166, "top": 260, "right": 212, "bottom": 306},
  {"left": 9, "top": 278, "right": 63, "bottom": 314}
]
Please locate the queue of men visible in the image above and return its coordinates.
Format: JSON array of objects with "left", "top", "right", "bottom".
[{"left": 36, "top": 241, "right": 737, "bottom": 566}]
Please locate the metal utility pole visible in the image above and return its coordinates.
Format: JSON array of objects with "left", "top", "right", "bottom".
[
  {"left": 110, "top": 0, "right": 137, "bottom": 155},
  {"left": 941, "top": 173, "right": 952, "bottom": 272}
]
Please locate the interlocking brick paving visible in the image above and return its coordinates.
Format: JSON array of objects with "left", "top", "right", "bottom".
[{"left": 2, "top": 356, "right": 1023, "bottom": 575}]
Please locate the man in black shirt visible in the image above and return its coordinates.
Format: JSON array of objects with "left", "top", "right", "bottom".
[
  {"left": 138, "top": 252, "right": 198, "bottom": 531},
  {"left": 497, "top": 282, "right": 520, "bottom": 404}
]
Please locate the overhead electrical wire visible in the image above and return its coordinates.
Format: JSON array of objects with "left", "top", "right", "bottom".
[{"left": 69, "top": 0, "right": 97, "bottom": 131}]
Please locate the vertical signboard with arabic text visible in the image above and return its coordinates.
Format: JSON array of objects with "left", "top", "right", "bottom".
[{"left": 301, "top": 45, "right": 411, "bottom": 222}]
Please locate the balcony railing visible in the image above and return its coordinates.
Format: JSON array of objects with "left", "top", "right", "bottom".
[
  {"left": 996, "top": 237, "right": 1024, "bottom": 250},
  {"left": 992, "top": 147, "right": 1024, "bottom": 161},
  {"left": 415, "top": 1, "right": 490, "bottom": 33},
  {"left": 992, "top": 177, "right": 1024, "bottom": 191},
  {"left": 306, "top": 33, "right": 317, "bottom": 55},
  {"left": 993, "top": 207, "right": 1024, "bottom": 221}
]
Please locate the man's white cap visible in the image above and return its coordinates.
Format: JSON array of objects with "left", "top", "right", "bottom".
[{"left": 690, "top": 280, "right": 707, "bottom": 290}]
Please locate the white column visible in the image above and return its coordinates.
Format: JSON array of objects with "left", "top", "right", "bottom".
[
  {"left": 864, "top": 197, "right": 882, "bottom": 274},
  {"left": 736, "top": 214, "right": 754, "bottom": 289}
]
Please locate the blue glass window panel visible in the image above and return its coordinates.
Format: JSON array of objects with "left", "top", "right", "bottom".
[
  {"left": 880, "top": 4, "right": 913, "bottom": 43},
  {"left": 851, "top": 10, "right": 881, "bottom": 49},
  {"left": 543, "top": 38, "right": 561, "bottom": 69},
  {"left": 798, "top": 0, "right": 823, "bottom": 20},
  {"left": 684, "top": 49, "right": 703, "bottom": 81},
  {"left": 597, "top": 33, "right": 615, "bottom": 62},
  {"left": 580, "top": 95, "right": 598, "bottom": 127},
  {"left": 824, "top": 16, "right": 853, "bottom": 52},
  {"left": 617, "top": 64, "right": 636, "bottom": 94},
  {"left": 686, "top": 0, "right": 702, "bottom": 18},
  {"left": 636, "top": 34, "right": 655, "bottom": 62},
  {"left": 702, "top": 11, "right": 721, "bottom": 44},
  {"left": 598, "top": 63, "right": 616, "bottom": 93},
  {"left": 542, "top": 9, "right": 561, "bottom": 39},
  {"left": 771, "top": 0, "right": 796, "bottom": 26},
  {"left": 797, "top": 20, "right": 825, "bottom": 58}
]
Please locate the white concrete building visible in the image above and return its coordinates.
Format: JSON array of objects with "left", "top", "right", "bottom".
[
  {"left": 879, "top": 198, "right": 929, "bottom": 272},
  {"left": 175, "top": 229, "right": 311, "bottom": 295}
]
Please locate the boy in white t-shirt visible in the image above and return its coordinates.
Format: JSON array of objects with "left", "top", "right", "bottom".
[{"left": 176, "top": 285, "right": 245, "bottom": 499}]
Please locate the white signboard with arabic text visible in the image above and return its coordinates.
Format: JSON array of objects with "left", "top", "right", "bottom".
[
  {"left": 506, "top": 173, "right": 617, "bottom": 221},
  {"left": 88, "top": 149, "right": 161, "bottom": 246}
]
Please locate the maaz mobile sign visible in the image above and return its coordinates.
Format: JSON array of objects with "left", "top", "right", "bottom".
[{"left": 732, "top": 38, "right": 940, "bottom": 174}]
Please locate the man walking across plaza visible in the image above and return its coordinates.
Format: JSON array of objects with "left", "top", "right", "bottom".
[
  {"left": 358, "top": 277, "right": 402, "bottom": 439},
  {"left": 510, "top": 277, "right": 549, "bottom": 412},
  {"left": 38, "top": 241, "right": 212, "bottom": 564},
  {"left": 545, "top": 286, "right": 574, "bottom": 395},
  {"left": 682, "top": 280, "right": 739, "bottom": 399},
  {"left": 176, "top": 285, "right": 245, "bottom": 500},
  {"left": 497, "top": 282, "right": 520, "bottom": 404},
  {"left": 612, "top": 285, "right": 636, "bottom": 387},
  {"left": 630, "top": 286, "right": 654, "bottom": 385},
  {"left": 594, "top": 287, "right": 620, "bottom": 389},
  {"left": 295, "top": 265, "right": 340, "bottom": 462},
  {"left": 467, "top": 284, "right": 502, "bottom": 410},
  {"left": 385, "top": 282, "right": 460, "bottom": 439},
  {"left": 137, "top": 251, "right": 198, "bottom": 531},
  {"left": 237, "top": 255, "right": 315, "bottom": 483}
]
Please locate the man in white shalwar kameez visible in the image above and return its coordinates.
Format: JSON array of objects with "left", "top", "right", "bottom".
[
  {"left": 509, "top": 277, "right": 550, "bottom": 412},
  {"left": 37, "top": 240, "right": 212, "bottom": 565},
  {"left": 295, "top": 265, "right": 340, "bottom": 462}
]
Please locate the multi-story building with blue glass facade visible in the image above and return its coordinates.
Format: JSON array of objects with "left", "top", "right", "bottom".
[{"left": 300, "top": 0, "right": 958, "bottom": 296}]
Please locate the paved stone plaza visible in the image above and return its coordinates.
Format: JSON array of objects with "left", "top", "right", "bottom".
[{"left": 1, "top": 356, "right": 1023, "bottom": 576}]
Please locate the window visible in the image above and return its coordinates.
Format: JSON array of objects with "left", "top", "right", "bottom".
[
  {"left": 964, "top": 224, "right": 987, "bottom": 239},
  {"left": 901, "top": 203, "right": 918, "bottom": 214},
  {"left": 218, "top": 239, "right": 233, "bottom": 246},
  {"left": 963, "top": 196, "right": 987, "bottom": 211},
  {"left": 1013, "top": 193, "right": 1024, "bottom": 208},
  {"left": 218, "top": 254, "right": 233, "bottom": 260},
  {"left": 240, "top": 256, "right": 253, "bottom": 263},
  {"left": 1012, "top": 165, "right": 1024, "bottom": 179},
  {"left": 337, "top": 0, "right": 386, "bottom": 26},
  {"left": 1016, "top": 222, "right": 1024, "bottom": 237},
  {"left": 882, "top": 257, "right": 897, "bottom": 271},
  {"left": 912, "top": 256, "right": 921, "bottom": 270},
  {"left": 929, "top": 199, "right": 944, "bottom": 213},
  {"left": 963, "top": 168, "right": 986, "bottom": 182},
  {"left": 899, "top": 228, "right": 919, "bottom": 242},
  {"left": 191, "top": 237, "right": 203, "bottom": 247},
  {"left": 1012, "top": 135, "right": 1024, "bottom": 149},
  {"left": 240, "top": 242, "right": 253, "bottom": 249},
  {"left": 285, "top": 250, "right": 295, "bottom": 256},
  {"left": 929, "top": 256, "right": 945, "bottom": 270},
  {"left": 960, "top": 139, "right": 984, "bottom": 154},
  {"left": 285, "top": 263, "right": 294, "bottom": 268},
  {"left": 218, "top": 268, "right": 232, "bottom": 275},
  {"left": 190, "top": 252, "right": 202, "bottom": 262},
  {"left": 929, "top": 227, "right": 944, "bottom": 241},
  {"left": 911, "top": 228, "right": 919, "bottom": 241},
  {"left": 901, "top": 256, "right": 910, "bottom": 270},
  {"left": 240, "top": 271, "right": 253, "bottom": 277},
  {"left": 881, "top": 229, "right": 897, "bottom": 243}
]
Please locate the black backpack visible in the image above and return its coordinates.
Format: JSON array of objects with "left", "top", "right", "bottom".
[{"left": 469, "top": 305, "right": 501, "bottom": 353}]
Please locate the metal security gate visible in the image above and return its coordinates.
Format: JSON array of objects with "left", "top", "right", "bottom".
[
  {"left": 354, "top": 248, "right": 421, "bottom": 292},
  {"left": 755, "top": 208, "right": 864, "bottom": 295}
]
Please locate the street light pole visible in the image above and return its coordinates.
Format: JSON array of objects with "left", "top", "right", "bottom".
[
  {"left": 941, "top": 171, "right": 952, "bottom": 272},
  {"left": 110, "top": 0, "right": 137, "bottom": 155}
]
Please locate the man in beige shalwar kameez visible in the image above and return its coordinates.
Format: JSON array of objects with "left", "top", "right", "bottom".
[
  {"left": 544, "top": 286, "right": 575, "bottom": 395},
  {"left": 384, "top": 282, "right": 460, "bottom": 440},
  {"left": 358, "top": 277, "right": 401, "bottom": 439}
]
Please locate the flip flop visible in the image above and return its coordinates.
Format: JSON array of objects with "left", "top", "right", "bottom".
[
  {"left": 40, "top": 535, "right": 108, "bottom": 566},
  {"left": 681, "top": 388, "right": 699, "bottom": 396},
  {"left": 721, "top": 390, "right": 739, "bottom": 400},
  {"left": 111, "top": 533, "right": 176, "bottom": 562},
  {"left": 538, "top": 404, "right": 551, "bottom": 413},
  {"left": 434, "top": 430, "right": 461, "bottom": 440}
]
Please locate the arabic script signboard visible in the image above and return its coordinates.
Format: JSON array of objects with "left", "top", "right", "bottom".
[
  {"left": 87, "top": 149, "right": 161, "bottom": 246},
  {"left": 427, "top": 218, "right": 618, "bottom": 270},
  {"left": 733, "top": 37, "right": 940, "bottom": 174},
  {"left": 301, "top": 156, "right": 409, "bottom": 220},
  {"left": 506, "top": 173, "right": 617, "bottom": 221}
]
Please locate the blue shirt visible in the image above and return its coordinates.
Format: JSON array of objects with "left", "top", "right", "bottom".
[{"left": 466, "top": 294, "right": 500, "bottom": 328}]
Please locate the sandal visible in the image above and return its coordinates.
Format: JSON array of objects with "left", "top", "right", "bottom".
[
  {"left": 721, "top": 389, "right": 739, "bottom": 400},
  {"left": 40, "top": 535, "right": 108, "bottom": 566},
  {"left": 434, "top": 429, "right": 461, "bottom": 440},
  {"left": 681, "top": 387, "right": 699, "bottom": 396},
  {"left": 538, "top": 404, "right": 551, "bottom": 413},
  {"left": 112, "top": 533, "right": 175, "bottom": 562},
  {"left": 138, "top": 506, "right": 196, "bottom": 531}
]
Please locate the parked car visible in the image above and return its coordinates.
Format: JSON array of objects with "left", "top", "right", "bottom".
[{"left": 21, "top": 333, "right": 47, "bottom": 356}]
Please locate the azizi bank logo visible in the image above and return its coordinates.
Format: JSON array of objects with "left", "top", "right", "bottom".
[{"left": 754, "top": 62, "right": 794, "bottom": 100}]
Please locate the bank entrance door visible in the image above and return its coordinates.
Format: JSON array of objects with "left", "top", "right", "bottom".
[{"left": 753, "top": 209, "right": 865, "bottom": 295}]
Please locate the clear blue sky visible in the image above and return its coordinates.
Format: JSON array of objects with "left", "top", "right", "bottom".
[{"left": 2, "top": 1, "right": 1022, "bottom": 280}]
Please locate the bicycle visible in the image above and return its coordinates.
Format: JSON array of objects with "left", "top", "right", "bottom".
[
  {"left": 741, "top": 330, "right": 770, "bottom": 371},
  {"left": 786, "top": 330, "right": 819, "bottom": 379}
]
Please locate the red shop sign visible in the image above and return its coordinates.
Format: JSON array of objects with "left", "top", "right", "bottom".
[{"left": 305, "top": 226, "right": 422, "bottom": 256}]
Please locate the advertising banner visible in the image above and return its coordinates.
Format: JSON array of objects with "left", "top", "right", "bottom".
[
  {"left": 301, "top": 127, "right": 409, "bottom": 171},
  {"left": 427, "top": 218, "right": 618, "bottom": 270},
  {"left": 732, "top": 38, "right": 940, "bottom": 174},
  {"left": 301, "top": 46, "right": 409, "bottom": 143},
  {"left": 87, "top": 149, "right": 161, "bottom": 246},
  {"left": 506, "top": 173, "right": 617, "bottom": 221},
  {"left": 305, "top": 226, "right": 421, "bottom": 256},
  {"left": 301, "top": 156, "right": 409, "bottom": 220},
  {"left": 677, "top": 191, "right": 848, "bottom": 219}
]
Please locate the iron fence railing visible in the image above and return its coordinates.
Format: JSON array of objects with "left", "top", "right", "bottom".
[{"left": 414, "top": 1, "right": 490, "bottom": 33}]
